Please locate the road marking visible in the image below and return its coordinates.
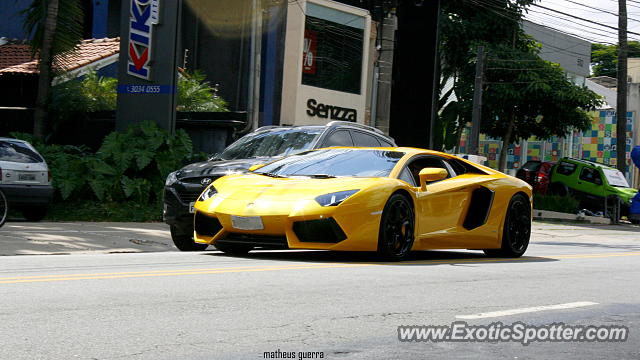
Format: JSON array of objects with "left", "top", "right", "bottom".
[
  {"left": 456, "top": 301, "right": 599, "bottom": 319},
  {"left": 0, "top": 251, "right": 639, "bottom": 284}
]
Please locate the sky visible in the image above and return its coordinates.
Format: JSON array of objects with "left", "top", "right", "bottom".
[{"left": 525, "top": 0, "right": 639, "bottom": 44}]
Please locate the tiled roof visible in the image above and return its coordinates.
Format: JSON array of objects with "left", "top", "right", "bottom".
[{"left": 0, "top": 37, "right": 120, "bottom": 75}]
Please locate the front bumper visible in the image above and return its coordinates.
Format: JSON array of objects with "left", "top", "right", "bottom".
[
  {"left": 193, "top": 197, "right": 381, "bottom": 251},
  {"left": 0, "top": 184, "right": 53, "bottom": 206}
]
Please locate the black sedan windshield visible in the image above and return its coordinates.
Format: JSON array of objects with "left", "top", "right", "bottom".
[
  {"left": 255, "top": 148, "right": 404, "bottom": 178},
  {"left": 219, "top": 128, "right": 323, "bottom": 160}
]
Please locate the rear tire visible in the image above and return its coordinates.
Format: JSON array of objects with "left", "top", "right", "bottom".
[
  {"left": 377, "top": 193, "right": 415, "bottom": 261},
  {"left": 214, "top": 243, "right": 253, "bottom": 256},
  {"left": 484, "top": 194, "right": 531, "bottom": 258},
  {"left": 21, "top": 206, "right": 47, "bottom": 222},
  {"left": 170, "top": 225, "right": 209, "bottom": 251},
  {"left": 0, "top": 190, "right": 7, "bottom": 228}
]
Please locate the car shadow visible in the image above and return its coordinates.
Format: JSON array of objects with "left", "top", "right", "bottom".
[
  {"left": 201, "top": 249, "right": 557, "bottom": 266},
  {"left": 537, "top": 221, "right": 640, "bottom": 232}
]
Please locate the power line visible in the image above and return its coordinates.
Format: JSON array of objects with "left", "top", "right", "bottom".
[
  {"left": 530, "top": 2, "right": 640, "bottom": 37},
  {"left": 473, "top": 0, "right": 622, "bottom": 44}
]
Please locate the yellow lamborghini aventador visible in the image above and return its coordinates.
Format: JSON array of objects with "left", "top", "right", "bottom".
[{"left": 193, "top": 147, "right": 532, "bottom": 260}]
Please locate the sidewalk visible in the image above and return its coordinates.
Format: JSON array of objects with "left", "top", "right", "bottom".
[{"left": 0, "top": 222, "right": 174, "bottom": 256}]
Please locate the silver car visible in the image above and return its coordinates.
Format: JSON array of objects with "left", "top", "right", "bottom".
[{"left": 0, "top": 138, "right": 54, "bottom": 223}]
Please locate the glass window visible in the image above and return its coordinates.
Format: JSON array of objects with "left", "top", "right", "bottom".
[
  {"left": 301, "top": 4, "right": 364, "bottom": 94},
  {"left": 0, "top": 141, "right": 43, "bottom": 163},
  {"left": 322, "top": 130, "right": 353, "bottom": 147},
  {"left": 556, "top": 161, "right": 577, "bottom": 175},
  {"left": 398, "top": 167, "right": 416, "bottom": 186},
  {"left": 602, "top": 168, "right": 630, "bottom": 188},
  {"left": 219, "top": 128, "right": 322, "bottom": 160},
  {"left": 579, "top": 167, "right": 602, "bottom": 185},
  {"left": 255, "top": 148, "right": 404, "bottom": 178},
  {"left": 352, "top": 131, "right": 381, "bottom": 147},
  {"left": 405, "top": 157, "right": 450, "bottom": 185},
  {"left": 378, "top": 138, "right": 394, "bottom": 147}
]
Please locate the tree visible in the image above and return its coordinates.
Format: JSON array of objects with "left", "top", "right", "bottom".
[
  {"left": 21, "top": 0, "right": 83, "bottom": 140},
  {"left": 436, "top": 0, "right": 535, "bottom": 153},
  {"left": 481, "top": 45, "right": 601, "bottom": 170},
  {"left": 591, "top": 42, "right": 640, "bottom": 78},
  {"left": 438, "top": 0, "right": 602, "bottom": 171}
]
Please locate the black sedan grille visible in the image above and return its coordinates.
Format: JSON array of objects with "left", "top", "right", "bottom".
[
  {"left": 176, "top": 188, "right": 203, "bottom": 203},
  {"left": 174, "top": 176, "right": 219, "bottom": 204}
]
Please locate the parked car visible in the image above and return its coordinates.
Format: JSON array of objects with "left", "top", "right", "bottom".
[
  {"left": 193, "top": 147, "right": 532, "bottom": 260},
  {"left": 515, "top": 160, "right": 555, "bottom": 195},
  {"left": 548, "top": 157, "right": 637, "bottom": 218},
  {"left": 164, "top": 121, "right": 396, "bottom": 251},
  {"left": 0, "top": 138, "right": 54, "bottom": 221}
]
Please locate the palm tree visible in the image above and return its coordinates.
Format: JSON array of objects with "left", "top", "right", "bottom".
[{"left": 22, "top": 0, "right": 83, "bottom": 140}]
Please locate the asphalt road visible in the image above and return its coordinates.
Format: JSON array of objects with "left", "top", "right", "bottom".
[{"left": 1, "top": 221, "right": 639, "bottom": 359}]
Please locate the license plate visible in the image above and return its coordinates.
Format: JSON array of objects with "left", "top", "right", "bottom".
[
  {"left": 18, "top": 173, "right": 36, "bottom": 181},
  {"left": 189, "top": 202, "right": 195, "bottom": 213},
  {"left": 231, "top": 216, "right": 264, "bottom": 230}
]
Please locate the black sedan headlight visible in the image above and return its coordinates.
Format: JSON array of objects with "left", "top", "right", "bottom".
[
  {"left": 198, "top": 186, "right": 218, "bottom": 202},
  {"left": 315, "top": 190, "right": 359, "bottom": 207}
]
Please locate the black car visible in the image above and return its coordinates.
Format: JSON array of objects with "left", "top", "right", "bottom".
[{"left": 163, "top": 121, "right": 396, "bottom": 251}]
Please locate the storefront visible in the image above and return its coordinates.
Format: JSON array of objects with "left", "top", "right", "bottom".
[{"left": 280, "top": 0, "right": 372, "bottom": 126}]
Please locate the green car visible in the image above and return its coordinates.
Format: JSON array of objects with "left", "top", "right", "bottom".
[{"left": 548, "top": 158, "right": 637, "bottom": 216}]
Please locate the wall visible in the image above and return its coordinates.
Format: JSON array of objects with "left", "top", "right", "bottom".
[{"left": 522, "top": 20, "right": 591, "bottom": 80}]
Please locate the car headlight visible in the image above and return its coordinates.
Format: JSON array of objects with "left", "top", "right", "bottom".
[
  {"left": 165, "top": 171, "right": 178, "bottom": 186},
  {"left": 198, "top": 186, "right": 218, "bottom": 202},
  {"left": 315, "top": 190, "right": 359, "bottom": 207}
]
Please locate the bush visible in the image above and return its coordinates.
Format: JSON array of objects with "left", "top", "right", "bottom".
[
  {"left": 11, "top": 121, "right": 198, "bottom": 205},
  {"left": 533, "top": 194, "right": 580, "bottom": 214}
]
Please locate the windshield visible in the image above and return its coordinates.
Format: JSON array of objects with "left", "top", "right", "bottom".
[
  {"left": 0, "top": 141, "right": 43, "bottom": 163},
  {"left": 602, "top": 168, "right": 630, "bottom": 188},
  {"left": 219, "top": 128, "right": 323, "bottom": 160},
  {"left": 254, "top": 148, "right": 405, "bottom": 178}
]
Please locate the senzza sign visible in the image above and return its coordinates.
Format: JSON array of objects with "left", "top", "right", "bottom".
[{"left": 127, "top": 0, "right": 160, "bottom": 80}]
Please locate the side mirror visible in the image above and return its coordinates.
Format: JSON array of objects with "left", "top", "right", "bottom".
[
  {"left": 248, "top": 164, "right": 265, "bottom": 172},
  {"left": 419, "top": 168, "right": 448, "bottom": 191}
]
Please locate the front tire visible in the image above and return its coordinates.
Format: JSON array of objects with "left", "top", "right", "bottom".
[
  {"left": 0, "top": 190, "right": 7, "bottom": 228},
  {"left": 484, "top": 193, "right": 531, "bottom": 258},
  {"left": 170, "top": 225, "right": 209, "bottom": 251},
  {"left": 377, "top": 193, "right": 415, "bottom": 261}
]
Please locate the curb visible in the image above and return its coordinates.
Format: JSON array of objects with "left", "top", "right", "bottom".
[{"left": 533, "top": 209, "right": 611, "bottom": 224}]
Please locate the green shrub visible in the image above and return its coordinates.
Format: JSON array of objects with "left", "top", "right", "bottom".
[
  {"left": 176, "top": 70, "right": 229, "bottom": 112},
  {"left": 11, "top": 121, "right": 195, "bottom": 204},
  {"left": 533, "top": 194, "right": 580, "bottom": 214},
  {"left": 50, "top": 69, "right": 228, "bottom": 115}
]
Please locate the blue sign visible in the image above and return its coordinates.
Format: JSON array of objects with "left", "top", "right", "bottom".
[{"left": 117, "top": 84, "right": 175, "bottom": 94}]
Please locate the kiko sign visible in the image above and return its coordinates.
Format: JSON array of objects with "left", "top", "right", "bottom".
[{"left": 127, "top": 0, "right": 160, "bottom": 80}]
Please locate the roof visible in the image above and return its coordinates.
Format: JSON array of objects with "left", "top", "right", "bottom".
[
  {"left": 588, "top": 76, "right": 618, "bottom": 89},
  {"left": 0, "top": 37, "right": 119, "bottom": 75}
]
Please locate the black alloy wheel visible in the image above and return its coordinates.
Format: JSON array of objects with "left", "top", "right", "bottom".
[
  {"left": 170, "top": 225, "right": 209, "bottom": 251},
  {"left": 0, "top": 190, "right": 6, "bottom": 228},
  {"left": 378, "top": 193, "right": 415, "bottom": 261},
  {"left": 484, "top": 194, "right": 531, "bottom": 258}
]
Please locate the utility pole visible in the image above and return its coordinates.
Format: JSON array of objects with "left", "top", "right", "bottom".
[
  {"left": 469, "top": 45, "right": 486, "bottom": 155},
  {"left": 617, "top": 0, "right": 628, "bottom": 175}
]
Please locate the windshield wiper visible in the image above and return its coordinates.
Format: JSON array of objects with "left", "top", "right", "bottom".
[
  {"left": 299, "top": 174, "right": 337, "bottom": 179},
  {"left": 258, "top": 172, "right": 285, "bottom": 178}
]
